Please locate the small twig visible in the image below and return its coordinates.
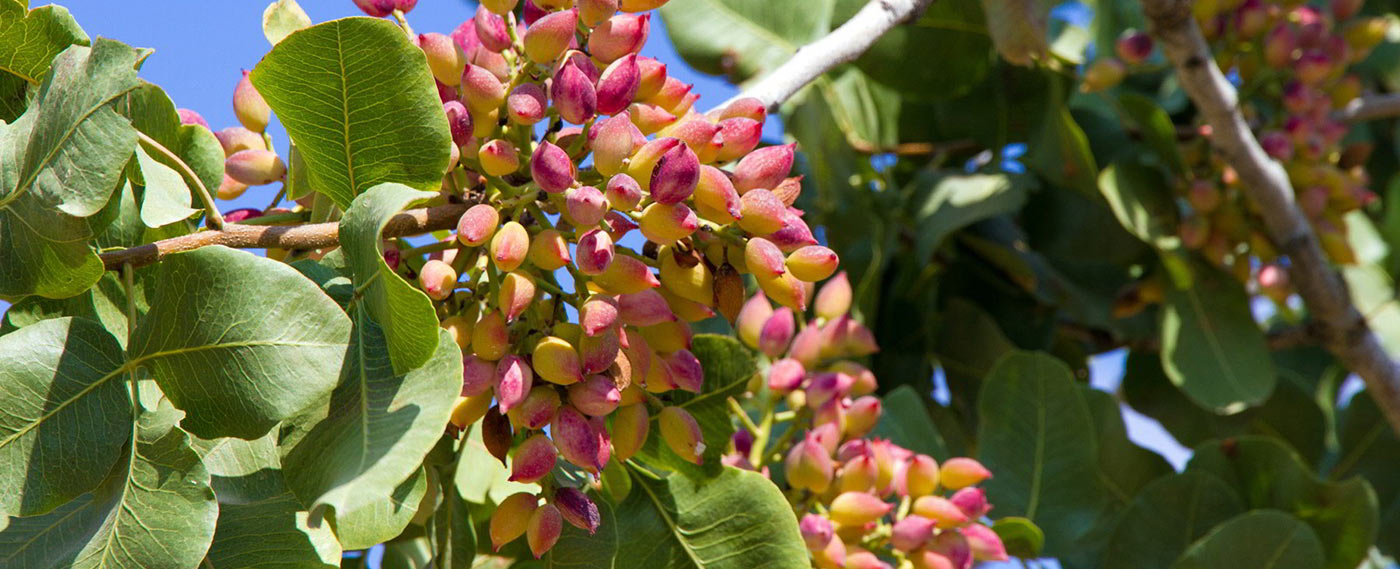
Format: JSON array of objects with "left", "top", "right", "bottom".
[
  {"left": 1140, "top": 0, "right": 1400, "bottom": 434},
  {"left": 136, "top": 131, "right": 224, "bottom": 229},
  {"left": 1335, "top": 93, "right": 1400, "bottom": 123},
  {"left": 721, "top": 0, "right": 936, "bottom": 112}
]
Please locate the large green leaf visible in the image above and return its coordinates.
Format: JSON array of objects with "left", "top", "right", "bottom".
[
  {"left": 130, "top": 246, "right": 352, "bottom": 440},
  {"left": 0, "top": 401, "right": 219, "bottom": 569},
  {"left": 327, "top": 467, "right": 428, "bottom": 550},
  {"left": 1118, "top": 93, "right": 1186, "bottom": 176},
  {"left": 979, "top": 0, "right": 1053, "bottom": 65},
  {"left": 1, "top": 271, "right": 142, "bottom": 346},
  {"left": 833, "top": 0, "right": 993, "bottom": 100},
  {"left": 1170, "top": 511, "right": 1326, "bottom": 569},
  {"left": 870, "top": 385, "right": 949, "bottom": 461},
  {"left": 1081, "top": 387, "right": 1170, "bottom": 506},
  {"left": 634, "top": 334, "right": 754, "bottom": 478},
  {"left": 1160, "top": 263, "right": 1275, "bottom": 413},
  {"left": 1027, "top": 102, "right": 1099, "bottom": 196},
  {"left": 546, "top": 466, "right": 808, "bottom": 569},
  {"left": 114, "top": 81, "right": 226, "bottom": 205},
  {"left": 0, "top": 0, "right": 89, "bottom": 84},
  {"left": 249, "top": 17, "right": 451, "bottom": 209},
  {"left": 207, "top": 490, "right": 343, "bottom": 569},
  {"left": 280, "top": 310, "right": 460, "bottom": 534},
  {"left": 659, "top": 0, "right": 832, "bottom": 84},
  {"left": 1333, "top": 392, "right": 1400, "bottom": 556},
  {"left": 977, "top": 351, "right": 1108, "bottom": 557},
  {"left": 0, "top": 317, "right": 130, "bottom": 517},
  {"left": 193, "top": 431, "right": 289, "bottom": 505},
  {"left": 339, "top": 183, "right": 441, "bottom": 373},
  {"left": 134, "top": 145, "right": 197, "bottom": 228},
  {"left": 431, "top": 467, "right": 476, "bottom": 569},
  {"left": 0, "top": 39, "right": 142, "bottom": 298},
  {"left": 1187, "top": 436, "right": 1378, "bottom": 569},
  {"left": 910, "top": 172, "right": 1030, "bottom": 261},
  {"left": 1102, "top": 472, "right": 1247, "bottom": 569}
]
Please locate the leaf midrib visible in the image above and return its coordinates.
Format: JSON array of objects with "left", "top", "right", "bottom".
[
  {"left": 1183, "top": 286, "right": 1250, "bottom": 402},
  {"left": 631, "top": 467, "right": 707, "bottom": 569}
]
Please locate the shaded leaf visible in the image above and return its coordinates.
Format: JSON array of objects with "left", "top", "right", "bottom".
[
  {"left": 1027, "top": 102, "right": 1099, "bottom": 196},
  {"left": 1332, "top": 392, "right": 1400, "bottom": 556},
  {"left": 912, "top": 172, "right": 1030, "bottom": 261},
  {"left": 659, "top": 0, "right": 832, "bottom": 84},
  {"left": 835, "top": 0, "right": 993, "bottom": 100},
  {"left": 870, "top": 385, "right": 949, "bottom": 461},
  {"left": 980, "top": 0, "right": 1052, "bottom": 65},
  {"left": 1118, "top": 93, "right": 1186, "bottom": 176},
  {"left": 1081, "top": 387, "right": 1170, "bottom": 506},
  {"left": 1102, "top": 472, "right": 1247, "bottom": 569},
  {"left": 1160, "top": 263, "right": 1275, "bottom": 413},
  {"left": 1170, "top": 511, "right": 1325, "bottom": 569},
  {"left": 992, "top": 517, "right": 1045, "bottom": 558},
  {"left": 207, "top": 490, "right": 343, "bottom": 569}
]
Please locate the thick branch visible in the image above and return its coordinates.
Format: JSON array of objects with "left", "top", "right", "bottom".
[
  {"left": 1336, "top": 93, "right": 1400, "bottom": 123},
  {"left": 1141, "top": 0, "right": 1400, "bottom": 433},
  {"left": 726, "top": 0, "right": 936, "bottom": 112},
  {"left": 99, "top": 203, "right": 468, "bottom": 270}
]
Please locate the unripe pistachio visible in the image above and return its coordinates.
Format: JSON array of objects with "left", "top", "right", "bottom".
[
  {"left": 534, "top": 336, "right": 584, "bottom": 385},
  {"left": 950, "top": 486, "right": 991, "bottom": 519},
  {"left": 508, "top": 385, "right": 560, "bottom": 429},
  {"left": 490, "top": 221, "right": 530, "bottom": 272},
  {"left": 500, "top": 272, "right": 537, "bottom": 321},
  {"left": 628, "top": 102, "right": 678, "bottom": 134},
  {"left": 627, "top": 137, "right": 680, "bottom": 192},
  {"left": 353, "top": 0, "right": 395, "bottom": 16},
  {"left": 214, "top": 126, "right": 264, "bottom": 157},
  {"left": 658, "top": 406, "right": 705, "bottom": 464},
  {"left": 594, "top": 254, "right": 660, "bottom": 294},
  {"left": 753, "top": 307, "right": 793, "bottom": 357},
  {"left": 597, "top": 54, "right": 642, "bottom": 116},
  {"left": 617, "top": 289, "right": 675, "bottom": 326},
  {"left": 233, "top": 70, "right": 270, "bottom": 133},
  {"left": 462, "top": 64, "right": 506, "bottom": 113},
  {"left": 962, "top": 523, "right": 1009, "bottom": 561},
  {"left": 565, "top": 186, "right": 608, "bottom": 227},
  {"left": 554, "top": 486, "right": 602, "bottom": 535},
  {"left": 647, "top": 76, "right": 694, "bottom": 115},
  {"left": 769, "top": 212, "right": 820, "bottom": 251},
  {"left": 659, "top": 117, "right": 722, "bottom": 164},
  {"left": 829, "top": 492, "right": 892, "bottom": 527},
  {"left": 812, "top": 272, "right": 853, "bottom": 321},
  {"left": 495, "top": 354, "right": 534, "bottom": 413},
  {"left": 1265, "top": 24, "right": 1298, "bottom": 67},
  {"left": 472, "top": 310, "right": 510, "bottom": 360},
  {"left": 690, "top": 166, "right": 742, "bottom": 224},
  {"left": 845, "top": 396, "right": 881, "bottom": 437},
  {"left": 927, "top": 529, "right": 974, "bottom": 569},
  {"left": 735, "top": 294, "right": 774, "bottom": 349},
  {"left": 745, "top": 237, "right": 786, "bottom": 278},
  {"left": 633, "top": 56, "right": 668, "bottom": 100},
  {"left": 509, "top": 434, "right": 557, "bottom": 483},
  {"left": 578, "top": 328, "right": 621, "bottom": 375},
  {"left": 1235, "top": 0, "right": 1268, "bottom": 38},
  {"left": 756, "top": 271, "right": 809, "bottom": 313},
  {"left": 765, "top": 358, "right": 804, "bottom": 394},
  {"left": 552, "top": 61, "right": 598, "bottom": 124},
  {"left": 649, "top": 141, "right": 700, "bottom": 203},
  {"left": 418, "top": 33, "right": 467, "bottom": 89},
  {"left": 476, "top": 139, "right": 518, "bottom": 177},
  {"left": 619, "top": 0, "right": 668, "bottom": 10},
  {"left": 940, "top": 457, "right": 992, "bottom": 489},
  {"left": 787, "top": 323, "right": 823, "bottom": 367},
  {"left": 602, "top": 177, "right": 644, "bottom": 215},
  {"left": 1081, "top": 58, "right": 1126, "bottom": 92},
  {"left": 786, "top": 435, "right": 835, "bottom": 493},
  {"left": 576, "top": 228, "right": 616, "bottom": 275},
  {"left": 506, "top": 83, "right": 549, "bottom": 125},
  {"left": 589, "top": 14, "right": 649, "bottom": 64},
  {"left": 531, "top": 141, "right": 575, "bottom": 193},
  {"left": 838, "top": 454, "right": 879, "bottom": 493},
  {"left": 666, "top": 349, "right": 703, "bottom": 392},
  {"left": 490, "top": 492, "right": 539, "bottom": 550},
  {"left": 417, "top": 259, "right": 457, "bottom": 301},
  {"left": 787, "top": 245, "right": 839, "bottom": 282},
  {"left": 733, "top": 143, "right": 795, "bottom": 193},
  {"left": 523, "top": 9, "right": 577, "bottom": 64},
  {"left": 394, "top": 0, "right": 418, "bottom": 13},
  {"left": 225, "top": 149, "right": 287, "bottom": 186},
  {"left": 474, "top": 6, "right": 512, "bottom": 53},
  {"left": 553, "top": 405, "right": 605, "bottom": 472},
  {"left": 575, "top": 295, "right": 619, "bottom": 337},
  {"left": 482, "top": 0, "right": 519, "bottom": 14},
  {"left": 715, "top": 96, "right": 767, "bottom": 122},
  {"left": 456, "top": 204, "right": 499, "bottom": 247},
  {"left": 450, "top": 393, "right": 492, "bottom": 429},
  {"left": 576, "top": 0, "right": 617, "bottom": 26},
  {"left": 217, "top": 175, "right": 249, "bottom": 200},
  {"left": 715, "top": 117, "right": 763, "bottom": 162},
  {"left": 909, "top": 549, "right": 956, "bottom": 569},
  {"left": 592, "top": 116, "right": 639, "bottom": 176},
  {"left": 222, "top": 208, "right": 262, "bottom": 224},
  {"left": 1260, "top": 130, "right": 1294, "bottom": 161},
  {"left": 658, "top": 286, "right": 715, "bottom": 322},
  {"left": 1114, "top": 29, "right": 1154, "bottom": 64},
  {"left": 569, "top": 374, "right": 622, "bottom": 416},
  {"left": 890, "top": 515, "right": 937, "bottom": 552},
  {"left": 461, "top": 354, "right": 495, "bottom": 397},
  {"left": 528, "top": 229, "right": 571, "bottom": 271},
  {"left": 604, "top": 210, "right": 639, "bottom": 241},
  {"left": 611, "top": 403, "right": 650, "bottom": 461},
  {"left": 912, "top": 496, "right": 969, "bottom": 529},
  {"left": 800, "top": 514, "right": 835, "bottom": 551},
  {"left": 522, "top": 0, "right": 547, "bottom": 25},
  {"left": 772, "top": 175, "right": 804, "bottom": 206},
  {"left": 639, "top": 202, "right": 699, "bottom": 244},
  {"left": 814, "top": 534, "right": 847, "bottom": 569},
  {"left": 903, "top": 454, "right": 940, "bottom": 497},
  {"left": 658, "top": 248, "right": 713, "bottom": 304},
  {"left": 640, "top": 318, "right": 692, "bottom": 354},
  {"left": 737, "top": 189, "right": 786, "bottom": 235},
  {"left": 526, "top": 504, "right": 563, "bottom": 558}
]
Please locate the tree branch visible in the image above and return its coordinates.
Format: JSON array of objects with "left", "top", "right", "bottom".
[
  {"left": 1335, "top": 93, "right": 1400, "bottom": 123},
  {"left": 724, "top": 0, "right": 936, "bottom": 112},
  {"left": 99, "top": 203, "right": 468, "bottom": 270},
  {"left": 1140, "top": 0, "right": 1400, "bottom": 434}
]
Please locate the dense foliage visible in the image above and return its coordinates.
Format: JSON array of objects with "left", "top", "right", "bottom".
[{"left": 1, "top": 0, "right": 1399, "bottom": 567}]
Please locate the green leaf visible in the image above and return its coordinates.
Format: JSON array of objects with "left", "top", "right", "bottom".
[
  {"left": 1333, "top": 392, "right": 1400, "bottom": 556},
  {"left": 1170, "top": 511, "right": 1326, "bottom": 569},
  {"left": 979, "top": 0, "right": 1053, "bottom": 65},
  {"left": 634, "top": 335, "right": 755, "bottom": 478},
  {"left": 280, "top": 310, "right": 460, "bottom": 534},
  {"left": 546, "top": 466, "right": 809, "bottom": 569},
  {"left": 0, "top": 40, "right": 143, "bottom": 298},
  {"left": 431, "top": 472, "right": 476, "bottom": 569},
  {"left": 0, "top": 0, "right": 89, "bottom": 84},
  {"left": 1081, "top": 387, "right": 1170, "bottom": 506},
  {"left": 134, "top": 145, "right": 197, "bottom": 227},
  {"left": 0, "top": 70, "right": 28, "bottom": 122},
  {"left": 834, "top": 0, "right": 993, "bottom": 100},
  {"left": 1102, "top": 472, "right": 1247, "bottom": 569},
  {"left": 327, "top": 467, "right": 428, "bottom": 550},
  {"left": 1, "top": 271, "right": 144, "bottom": 347},
  {"left": 339, "top": 183, "right": 441, "bottom": 373},
  {"left": 0, "top": 317, "right": 130, "bottom": 517},
  {"left": 263, "top": 0, "right": 312, "bottom": 46},
  {"left": 977, "top": 350, "right": 1108, "bottom": 557},
  {"left": 911, "top": 172, "right": 1030, "bottom": 261},
  {"left": 1118, "top": 93, "right": 1186, "bottom": 176},
  {"left": 130, "top": 246, "right": 352, "bottom": 440},
  {"left": 870, "top": 385, "right": 949, "bottom": 460},
  {"left": 381, "top": 537, "right": 432, "bottom": 569},
  {"left": 1160, "top": 263, "right": 1275, "bottom": 413},
  {"left": 0, "top": 401, "right": 219, "bottom": 569},
  {"left": 1187, "top": 436, "right": 1379, "bottom": 569},
  {"left": 659, "top": 0, "right": 833, "bottom": 84},
  {"left": 1097, "top": 160, "right": 1180, "bottom": 250},
  {"left": 249, "top": 18, "right": 452, "bottom": 209},
  {"left": 207, "top": 490, "right": 343, "bottom": 569},
  {"left": 1027, "top": 102, "right": 1099, "bottom": 196},
  {"left": 192, "top": 430, "right": 288, "bottom": 505},
  {"left": 993, "top": 517, "right": 1045, "bottom": 558}
]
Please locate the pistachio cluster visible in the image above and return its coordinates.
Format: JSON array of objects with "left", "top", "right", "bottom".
[{"left": 724, "top": 275, "right": 1008, "bottom": 569}]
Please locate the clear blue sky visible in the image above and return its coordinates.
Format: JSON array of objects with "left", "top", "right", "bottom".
[{"left": 7, "top": 2, "right": 1197, "bottom": 563}]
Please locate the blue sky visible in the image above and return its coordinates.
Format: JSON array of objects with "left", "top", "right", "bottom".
[{"left": 7, "top": 0, "right": 1199, "bottom": 563}]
